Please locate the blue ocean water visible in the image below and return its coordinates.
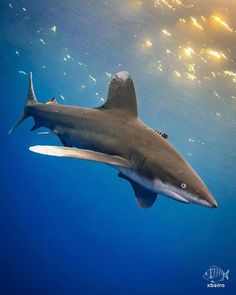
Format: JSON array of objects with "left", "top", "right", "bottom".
[{"left": 1, "top": 1, "right": 236, "bottom": 294}]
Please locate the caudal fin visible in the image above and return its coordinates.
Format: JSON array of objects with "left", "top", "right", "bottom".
[
  {"left": 8, "top": 72, "right": 37, "bottom": 135},
  {"left": 8, "top": 114, "right": 28, "bottom": 135},
  {"left": 224, "top": 270, "right": 229, "bottom": 280}
]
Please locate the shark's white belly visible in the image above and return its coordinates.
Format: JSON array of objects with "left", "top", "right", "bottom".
[{"left": 117, "top": 167, "right": 163, "bottom": 193}]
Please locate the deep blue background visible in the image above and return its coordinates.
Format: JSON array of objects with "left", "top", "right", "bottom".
[{"left": 0, "top": 1, "right": 235, "bottom": 294}]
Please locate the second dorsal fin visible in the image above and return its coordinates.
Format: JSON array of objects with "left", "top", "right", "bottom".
[
  {"left": 47, "top": 97, "right": 57, "bottom": 104},
  {"left": 98, "top": 71, "right": 138, "bottom": 118}
]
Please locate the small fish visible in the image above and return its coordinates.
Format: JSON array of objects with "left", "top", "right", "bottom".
[
  {"left": 155, "top": 130, "right": 168, "bottom": 139},
  {"left": 203, "top": 266, "right": 229, "bottom": 283}
]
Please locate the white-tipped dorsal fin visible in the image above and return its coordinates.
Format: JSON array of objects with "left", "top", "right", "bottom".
[
  {"left": 99, "top": 71, "right": 138, "bottom": 118},
  {"left": 29, "top": 145, "right": 131, "bottom": 168}
]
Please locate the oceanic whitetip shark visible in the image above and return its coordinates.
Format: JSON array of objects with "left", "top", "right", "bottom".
[{"left": 9, "top": 71, "right": 217, "bottom": 208}]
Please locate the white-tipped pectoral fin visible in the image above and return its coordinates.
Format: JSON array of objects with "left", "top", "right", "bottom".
[{"left": 29, "top": 145, "right": 131, "bottom": 168}]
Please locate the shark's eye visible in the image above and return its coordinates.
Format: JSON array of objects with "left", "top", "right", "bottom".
[{"left": 181, "top": 183, "right": 187, "bottom": 189}]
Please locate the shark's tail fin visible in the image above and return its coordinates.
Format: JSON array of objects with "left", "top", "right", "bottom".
[{"left": 8, "top": 72, "right": 37, "bottom": 135}]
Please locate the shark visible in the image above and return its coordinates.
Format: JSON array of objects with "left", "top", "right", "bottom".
[{"left": 9, "top": 71, "right": 217, "bottom": 209}]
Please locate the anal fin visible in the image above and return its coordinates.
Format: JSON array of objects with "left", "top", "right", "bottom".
[
  {"left": 118, "top": 172, "right": 157, "bottom": 208},
  {"left": 37, "top": 129, "right": 58, "bottom": 135}
]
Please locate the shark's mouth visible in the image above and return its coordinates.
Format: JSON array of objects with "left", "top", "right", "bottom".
[
  {"left": 162, "top": 188, "right": 190, "bottom": 204},
  {"left": 162, "top": 187, "right": 216, "bottom": 208},
  {"left": 153, "top": 179, "right": 190, "bottom": 204}
]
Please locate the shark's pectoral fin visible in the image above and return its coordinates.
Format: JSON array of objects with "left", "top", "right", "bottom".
[
  {"left": 118, "top": 172, "right": 157, "bottom": 208},
  {"left": 29, "top": 145, "right": 131, "bottom": 168},
  {"left": 135, "top": 189, "right": 157, "bottom": 209}
]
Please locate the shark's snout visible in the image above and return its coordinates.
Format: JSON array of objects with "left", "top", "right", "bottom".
[
  {"left": 154, "top": 177, "right": 218, "bottom": 208},
  {"left": 196, "top": 190, "right": 218, "bottom": 208},
  {"left": 182, "top": 181, "right": 218, "bottom": 208}
]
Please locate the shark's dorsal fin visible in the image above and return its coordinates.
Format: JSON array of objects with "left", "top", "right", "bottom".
[
  {"left": 99, "top": 71, "right": 138, "bottom": 118},
  {"left": 118, "top": 172, "right": 157, "bottom": 208}
]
